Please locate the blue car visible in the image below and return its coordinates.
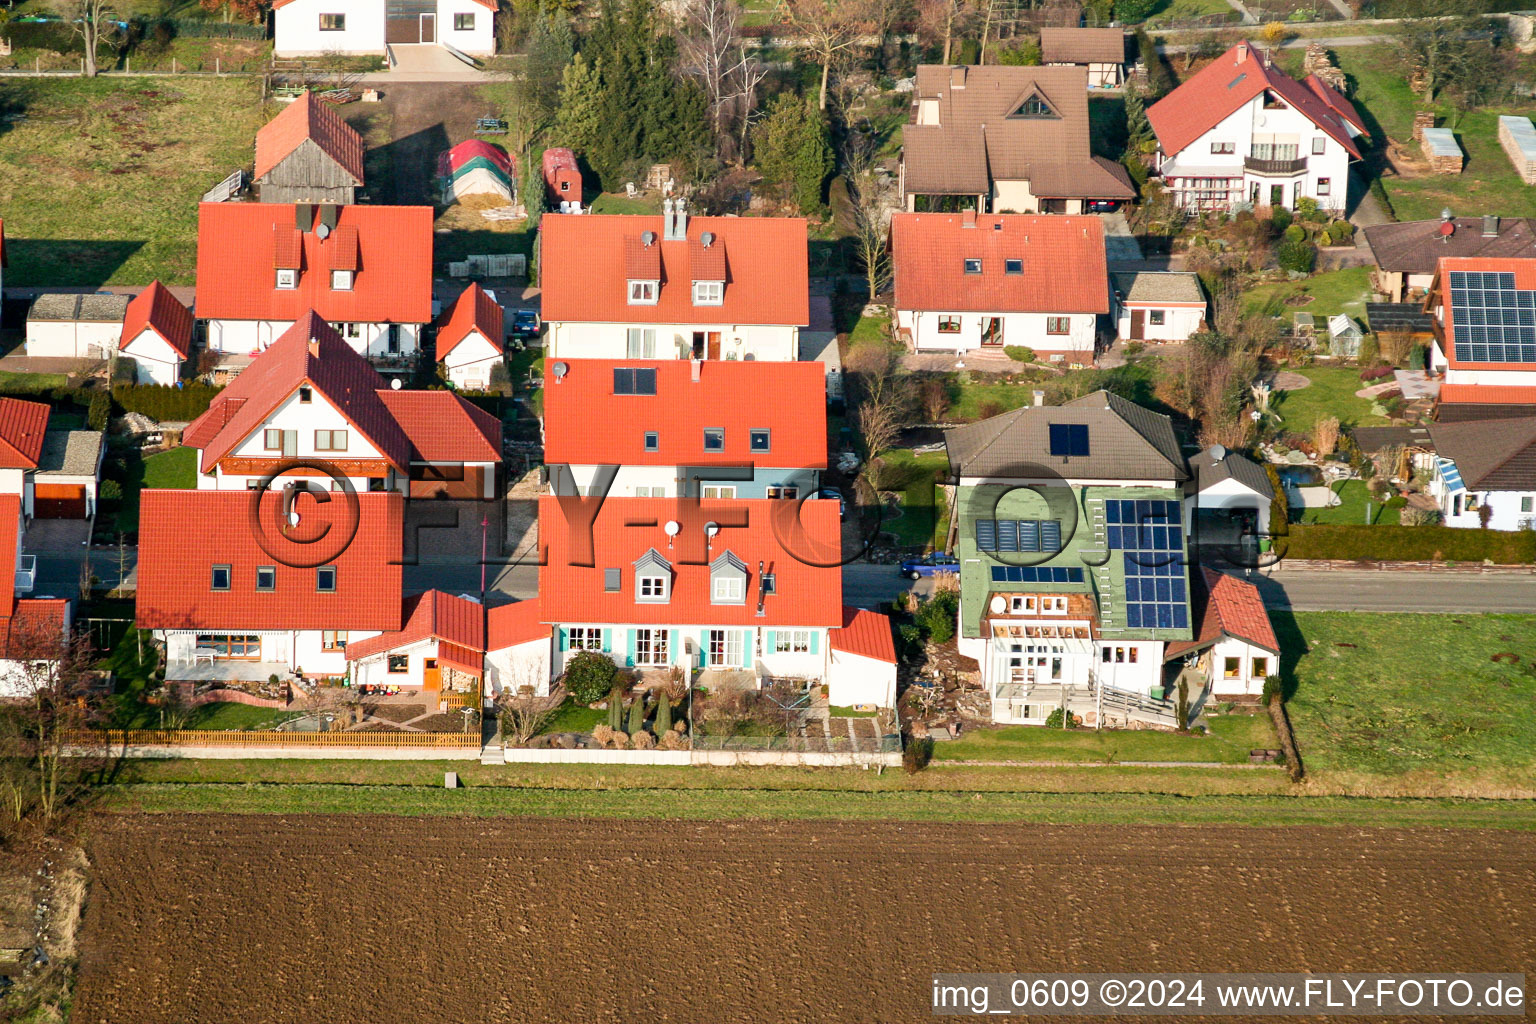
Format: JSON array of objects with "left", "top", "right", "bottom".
[
  {"left": 511, "top": 308, "right": 541, "bottom": 339},
  {"left": 899, "top": 553, "right": 959, "bottom": 580}
]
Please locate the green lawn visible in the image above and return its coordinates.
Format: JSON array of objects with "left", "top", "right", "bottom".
[
  {"left": 1294, "top": 479, "right": 1401, "bottom": 526},
  {"left": 537, "top": 697, "right": 607, "bottom": 735},
  {"left": 1243, "top": 267, "right": 1373, "bottom": 325},
  {"left": 0, "top": 77, "right": 265, "bottom": 286},
  {"left": 589, "top": 193, "right": 662, "bottom": 215},
  {"left": 0, "top": 371, "right": 68, "bottom": 393},
  {"left": 847, "top": 316, "right": 889, "bottom": 344},
  {"left": 934, "top": 713, "right": 1278, "bottom": 764},
  {"left": 1144, "top": 0, "right": 1239, "bottom": 25},
  {"left": 1269, "top": 366, "right": 1388, "bottom": 433},
  {"left": 1282, "top": 612, "right": 1536, "bottom": 795},
  {"left": 183, "top": 702, "right": 303, "bottom": 731},
  {"left": 877, "top": 448, "right": 949, "bottom": 549},
  {"left": 141, "top": 446, "right": 197, "bottom": 489}
]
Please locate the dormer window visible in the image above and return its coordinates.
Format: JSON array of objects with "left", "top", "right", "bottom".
[
  {"left": 628, "top": 280, "right": 658, "bottom": 305},
  {"left": 964, "top": 258, "right": 982, "bottom": 275},
  {"left": 1009, "top": 91, "right": 1058, "bottom": 119},
  {"left": 710, "top": 551, "right": 747, "bottom": 605},
  {"left": 276, "top": 268, "right": 297, "bottom": 290},
  {"left": 634, "top": 549, "right": 672, "bottom": 604},
  {"left": 693, "top": 280, "right": 723, "bottom": 305},
  {"left": 331, "top": 270, "right": 353, "bottom": 291}
]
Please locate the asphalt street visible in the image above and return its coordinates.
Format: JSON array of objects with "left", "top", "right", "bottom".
[{"left": 1252, "top": 568, "right": 1536, "bottom": 614}]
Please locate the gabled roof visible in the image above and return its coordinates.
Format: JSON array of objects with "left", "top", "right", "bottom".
[
  {"left": 344, "top": 590, "right": 485, "bottom": 673},
  {"left": 254, "top": 91, "right": 365, "bottom": 185},
  {"left": 1428, "top": 415, "right": 1536, "bottom": 490},
  {"left": 1165, "top": 568, "right": 1278, "bottom": 660},
  {"left": 542, "top": 359, "right": 827, "bottom": 468},
  {"left": 1427, "top": 257, "right": 1536, "bottom": 371},
  {"left": 538, "top": 496, "right": 842, "bottom": 628},
  {"left": 375, "top": 389, "right": 501, "bottom": 463},
  {"left": 945, "top": 390, "right": 1187, "bottom": 482},
  {"left": 1363, "top": 218, "right": 1536, "bottom": 275},
  {"left": 1147, "top": 42, "right": 1365, "bottom": 160},
  {"left": 488, "top": 599, "right": 549, "bottom": 650},
  {"left": 1040, "top": 27, "right": 1126, "bottom": 65},
  {"left": 0, "top": 494, "right": 17, "bottom": 612},
  {"left": 0, "top": 398, "right": 50, "bottom": 469},
  {"left": 829, "top": 606, "right": 897, "bottom": 663},
  {"left": 903, "top": 65, "right": 1135, "bottom": 201},
  {"left": 891, "top": 213, "right": 1108, "bottom": 315},
  {"left": 182, "top": 314, "right": 411, "bottom": 473},
  {"left": 121, "top": 281, "right": 193, "bottom": 360},
  {"left": 196, "top": 202, "right": 432, "bottom": 324},
  {"left": 538, "top": 214, "right": 809, "bottom": 328},
  {"left": 135, "top": 490, "right": 404, "bottom": 632},
  {"left": 434, "top": 283, "right": 504, "bottom": 361},
  {"left": 439, "top": 139, "right": 514, "bottom": 178},
  {"left": 1194, "top": 444, "right": 1274, "bottom": 499},
  {"left": 0, "top": 599, "right": 71, "bottom": 662}
]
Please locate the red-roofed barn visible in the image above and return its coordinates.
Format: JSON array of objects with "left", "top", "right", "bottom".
[{"left": 254, "top": 91, "right": 365, "bottom": 206}]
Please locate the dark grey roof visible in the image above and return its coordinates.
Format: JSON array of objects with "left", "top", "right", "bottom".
[
  {"left": 1351, "top": 425, "right": 1432, "bottom": 453},
  {"left": 26, "top": 293, "right": 130, "bottom": 323},
  {"left": 1365, "top": 303, "right": 1435, "bottom": 334},
  {"left": 1112, "top": 271, "right": 1206, "bottom": 305},
  {"left": 1193, "top": 445, "right": 1273, "bottom": 499},
  {"left": 944, "top": 389, "right": 1187, "bottom": 482},
  {"left": 1436, "top": 403, "right": 1536, "bottom": 423},
  {"left": 36, "top": 430, "right": 104, "bottom": 478},
  {"left": 1362, "top": 217, "right": 1536, "bottom": 275},
  {"left": 1427, "top": 416, "right": 1536, "bottom": 490}
]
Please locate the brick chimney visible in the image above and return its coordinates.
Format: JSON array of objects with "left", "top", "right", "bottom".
[
  {"left": 962, "top": 209, "right": 977, "bottom": 228},
  {"left": 1236, "top": 42, "right": 1248, "bottom": 63}
]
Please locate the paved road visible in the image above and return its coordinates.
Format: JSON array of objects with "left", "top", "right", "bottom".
[{"left": 1253, "top": 568, "right": 1536, "bottom": 613}]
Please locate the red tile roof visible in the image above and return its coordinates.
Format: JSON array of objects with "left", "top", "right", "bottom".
[
  {"left": 254, "top": 91, "right": 365, "bottom": 185},
  {"left": 538, "top": 496, "right": 842, "bottom": 627},
  {"left": 1429, "top": 257, "right": 1536, "bottom": 370},
  {"left": 376, "top": 390, "right": 501, "bottom": 463},
  {"left": 196, "top": 202, "right": 433, "bottom": 325},
  {"left": 0, "top": 494, "right": 18, "bottom": 612},
  {"left": 829, "top": 606, "right": 896, "bottom": 663},
  {"left": 136, "top": 490, "right": 404, "bottom": 632},
  {"left": 1165, "top": 568, "right": 1277, "bottom": 660},
  {"left": 1148, "top": 42, "right": 1364, "bottom": 160},
  {"left": 891, "top": 213, "right": 1109, "bottom": 314},
  {"left": 120, "top": 281, "right": 193, "bottom": 360},
  {"left": 434, "top": 283, "right": 504, "bottom": 361},
  {"left": 345, "top": 589, "right": 485, "bottom": 673},
  {"left": 539, "top": 214, "right": 809, "bottom": 327},
  {"left": 0, "top": 598, "right": 71, "bottom": 661},
  {"left": 542, "top": 359, "right": 827, "bottom": 468},
  {"left": 1439, "top": 383, "right": 1536, "bottom": 405},
  {"left": 184, "top": 313, "right": 411, "bottom": 473},
  {"left": 0, "top": 398, "right": 50, "bottom": 469},
  {"left": 487, "top": 599, "right": 548, "bottom": 649}
]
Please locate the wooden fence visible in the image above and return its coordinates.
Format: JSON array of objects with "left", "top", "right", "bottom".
[{"left": 66, "top": 729, "right": 481, "bottom": 748}]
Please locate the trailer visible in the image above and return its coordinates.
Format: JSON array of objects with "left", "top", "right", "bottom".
[{"left": 542, "top": 147, "right": 582, "bottom": 210}]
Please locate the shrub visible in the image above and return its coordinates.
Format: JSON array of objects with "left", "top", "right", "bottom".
[
  {"left": 902, "top": 735, "right": 934, "bottom": 773},
  {"left": 1003, "top": 345, "right": 1035, "bottom": 364},
  {"left": 1407, "top": 344, "right": 1426, "bottom": 371},
  {"left": 1400, "top": 507, "right": 1442, "bottom": 527},
  {"left": 1277, "top": 238, "right": 1316, "bottom": 274},
  {"left": 1359, "top": 364, "right": 1394, "bottom": 381},
  {"left": 1283, "top": 524, "right": 1534, "bottom": 562},
  {"left": 655, "top": 691, "right": 672, "bottom": 735},
  {"left": 1311, "top": 415, "right": 1340, "bottom": 458},
  {"left": 627, "top": 692, "right": 645, "bottom": 736},
  {"left": 897, "top": 622, "right": 922, "bottom": 658},
  {"left": 99, "top": 479, "right": 124, "bottom": 501},
  {"left": 1269, "top": 206, "right": 1292, "bottom": 234},
  {"left": 915, "top": 590, "right": 959, "bottom": 645},
  {"left": 1043, "top": 707, "right": 1080, "bottom": 729},
  {"left": 112, "top": 382, "right": 221, "bottom": 423},
  {"left": 976, "top": 399, "right": 1006, "bottom": 420},
  {"left": 607, "top": 685, "right": 623, "bottom": 731},
  {"left": 563, "top": 650, "right": 618, "bottom": 704},
  {"left": 1295, "top": 196, "right": 1320, "bottom": 221},
  {"left": 1327, "top": 220, "right": 1354, "bottom": 245},
  {"left": 1264, "top": 463, "right": 1289, "bottom": 535},
  {"left": 87, "top": 390, "right": 110, "bottom": 431},
  {"left": 1261, "top": 674, "right": 1283, "bottom": 705},
  {"left": 631, "top": 729, "right": 656, "bottom": 750}
]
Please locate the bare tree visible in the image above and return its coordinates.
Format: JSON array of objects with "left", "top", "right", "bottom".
[
  {"left": 915, "top": 0, "right": 972, "bottom": 64},
  {"left": 49, "top": 0, "right": 115, "bottom": 77},
  {"left": 5, "top": 623, "right": 102, "bottom": 825},
  {"left": 846, "top": 344, "right": 912, "bottom": 492},
  {"left": 679, "top": 0, "right": 769, "bottom": 164},
  {"left": 497, "top": 681, "right": 566, "bottom": 748},
  {"left": 776, "top": 0, "right": 877, "bottom": 110},
  {"left": 842, "top": 131, "right": 894, "bottom": 301}
]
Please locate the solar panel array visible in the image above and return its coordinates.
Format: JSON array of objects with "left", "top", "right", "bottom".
[
  {"left": 976, "top": 519, "right": 1063, "bottom": 553},
  {"left": 1105, "top": 499, "right": 1189, "bottom": 630},
  {"left": 1449, "top": 270, "right": 1536, "bottom": 364},
  {"left": 990, "top": 566, "right": 1085, "bottom": 584}
]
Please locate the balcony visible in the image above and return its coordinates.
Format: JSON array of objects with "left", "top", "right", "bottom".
[
  {"left": 14, "top": 554, "right": 35, "bottom": 594},
  {"left": 1244, "top": 155, "right": 1307, "bottom": 176}
]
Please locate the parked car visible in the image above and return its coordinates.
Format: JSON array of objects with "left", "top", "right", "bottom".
[
  {"left": 899, "top": 553, "right": 959, "bottom": 579},
  {"left": 819, "top": 487, "right": 846, "bottom": 519},
  {"left": 1086, "top": 199, "right": 1123, "bottom": 213},
  {"left": 511, "top": 308, "right": 541, "bottom": 339}
]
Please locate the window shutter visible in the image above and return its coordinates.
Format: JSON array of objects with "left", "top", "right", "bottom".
[
  {"left": 741, "top": 631, "right": 752, "bottom": 668},
  {"left": 601, "top": 627, "right": 612, "bottom": 652},
  {"left": 557, "top": 628, "right": 568, "bottom": 652},
  {"left": 669, "top": 629, "right": 680, "bottom": 666},
  {"left": 625, "top": 629, "right": 636, "bottom": 667},
  {"left": 809, "top": 632, "right": 819, "bottom": 655},
  {"left": 765, "top": 629, "right": 777, "bottom": 653}
]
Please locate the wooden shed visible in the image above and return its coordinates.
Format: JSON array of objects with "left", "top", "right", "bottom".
[{"left": 254, "top": 91, "right": 365, "bottom": 205}]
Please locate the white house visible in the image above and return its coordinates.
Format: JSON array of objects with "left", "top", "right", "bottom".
[
  {"left": 1164, "top": 568, "right": 1279, "bottom": 701},
  {"left": 119, "top": 282, "right": 193, "bottom": 386},
  {"left": 273, "top": 0, "right": 495, "bottom": 56},
  {"left": 25, "top": 294, "right": 129, "bottom": 360},
  {"left": 1112, "top": 271, "right": 1207, "bottom": 343},
  {"left": 826, "top": 607, "right": 898, "bottom": 708},
  {"left": 484, "top": 599, "right": 553, "bottom": 699},
  {"left": 538, "top": 201, "right": 809, "bottom": 363},
  {"left": 891, "top": 212, "right": 1108, "bottom": 364},
  {"left": 1190, "top": 443, "right": 1275, "bottom": 543},
  {"left": 1428, "top": 417, "right": 1536, "bottom": 531},
  {"left": 345, "top": 590, "right": 484, "bottom": 704},
  {"left": 435, "top": 283, "right": 504, "bottom": 390},
  {"left": 1148, "top": 41, "right": 1368, "bottom": 213}
]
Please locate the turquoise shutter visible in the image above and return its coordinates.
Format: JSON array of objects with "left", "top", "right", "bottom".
[
  {"left": 809, "top": 631, "right": 819, "bottom": 655},
  {"left": 765, "top": 630, "right": 777, "bottom": 655},
  {"left": 601, "top": 627, "right": 612, "bottom": 653},
  {"left": 625, "top": 629, "right": 636, "bottom": 667},
  {"left": 669, "top": 629, "right": 680, "bottom": 665},
  {"left": 557, "top": 627, "right": 568, "bottom": 652},
  {"left": 741, "top": 630, "right": 752, "bottom": 668}
]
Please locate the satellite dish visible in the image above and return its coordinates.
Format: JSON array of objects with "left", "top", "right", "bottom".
[
  {"left": 1212, "top": 443, "right": 1227, "bottom": 462},
  {"left": 551, "top": 361, "right": 569, "bottom": 379},
  {"left": 316, "top": 222, "right": 330, "bottom": 240},
  {"left": 704, "top": 522, "right": 719, "bottom": 537},
  {"left": 288, "top": 510, "right": 301, "bottom": 527},
  {"left": 701, "top": 231, "right": 715, "bottom": 247},
  {"left": 642, "top": 230, "right": 656, "bottom": 246},
  {"left": 664, "top": 520, "right": 680, "bottom": 536},
  {"left": 390, "top": 377, "right": 403, "bottom": 390},
  {"left": 989, "top": 595, "right": 1006, "bottom": 614}
]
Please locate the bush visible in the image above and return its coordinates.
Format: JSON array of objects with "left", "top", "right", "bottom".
[
  {"left": 1400, "top": 507, "right": 1442, "bottom": 527},
  {"left": 1326, "top": 220, "right": 1354, "bottom": 245},
  {"left": 902, "top": 735, "right": 934, "bottom": 773},
  {"left": 1044, "top": 707, "right": 1080, "bottom": 729},
  {"left": 607, "top": 685, "right": 623, "bottom": 731},
  {"left": 1114, "top": 0, "right": 1158, "bottom": 23},
  {"left": 1359, "top": 364, "right": 1394, "bottom": 381},
  {"left": 1295, "top": 196, "right": 1320, "bottom": 221},
  {"left": 1003, "top": 345, "right": 1035, "bottom": 364},
  {"left": 563, "top": 650, "right": 618, "bottom": 704},
  {"left": 1269, "top": 206, "right": 1292, "bottom": 234},
  {"left": 627, "top": 692, "right": 645, "bottom": 736},
  {"left": 1261, "top": 674, "right": 1283, "bottom": 705},
  {"left": 1282, "top": 223, "right": 1306, "bottom": 243},
  {"left": 99, "top": 478, "right": 123, "bottom": 501},
  {"left": 87, "top": 390, "right": 110, "bottom": 431},
  {"left": 896, "top": 622, "right": 922, "bottom": 658},
  {"left": 112, "top": 382, "right": 221, "bottom": 423},
  {"left": 915, "top": 590, "right": 959, "bottom": 645},
  {"left": 1284, "top": 524, "right": 1535, "bottom": 563},
  {"left": 655, "top": 691, "right": 672, "bottom": 735},
  {"left": 1277, "top": 238, "right": 1316, "bottom": 275}
]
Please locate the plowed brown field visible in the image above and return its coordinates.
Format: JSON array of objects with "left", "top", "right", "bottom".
[{"left": 76, "top": 816, "right": 1536, "bottom": 1023}]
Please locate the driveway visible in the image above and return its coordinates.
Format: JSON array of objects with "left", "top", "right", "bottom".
[{"left": 24, "top": 519, "right": 92, "bottom": 600}]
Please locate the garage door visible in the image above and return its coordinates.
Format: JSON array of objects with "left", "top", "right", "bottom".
[
  {"left": 35, "top": 483, "right": 87, "bottom": 519},
  {"left": 386, "top": 0, "right": 433, "bottom": 43}
]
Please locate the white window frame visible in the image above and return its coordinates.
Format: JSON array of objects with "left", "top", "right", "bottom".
[
  {"left": 638, "top": 575, "right": 668, "bottom": 601},
  {"left": 569, "top": 627, "right": 603, "bottom": 651},
  {"left": 712, "top": 575, "right": 743, "bottom": 602},
  {"left": 707, "top": 628, "right": 741, "bottom": 666},
  {"left": 276, "top": 268, "right": 297, "bottom": 290},
  {"left": 331, "top": 269, "right": 354, "bottom": 291},
  {"left": 628, "top": 280, "right": 658, "bottom": 305},
  {"left": 1149, "top": 309, "right": 1166, "bottom": 326},
  {"left": 626, "top": 327, "right": 657, "bottom": 358},
  {"left": 635, "top": 628, "right": 669, "bottom": 666},
  {"left": 701, "top": 485, "right": 736, "bottom": 499},
  {"left": 773, "top": 629, "right": 811, "bottom": 654},
  {"left": 1316, "top": 177, "right": 1332, "bottom": 197},
  {"left": 1311, "top": 137, "right": 1326, "bottom": 155},
  {"left": 693, "top": 280, "right": 724, "bottom": 305}
]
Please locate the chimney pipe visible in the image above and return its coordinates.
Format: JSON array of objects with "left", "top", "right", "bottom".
[
  {"left": 662, "top": 197, "right": 674, "bottom": 239},
  {"left": 1236, "top": 42, "right": 1248, "bottom": 63},
  {"left": 690, "top": 358, "right": 702, "bottom": 382},
  {"left": 1032, "top": 389, "right": 1045, "bottom": 407}
]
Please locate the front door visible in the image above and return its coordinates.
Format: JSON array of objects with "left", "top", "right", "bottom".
[
  {"left": 707, "top": 332, "right": 722, "bottom": 360},
  {"left": 420, "top": 13, "right": 435, "bottom": 41},
  {"left": 1129, "top": 309, "right": 1145, "bottom": 340},
  {"left": 980, "top": 317, "right": 1003, "bottom": 346},
  {"left": 1269, "top": 183, "right": 1284, "bottom": 208},
  {"left": 423, "top": 658, "right": 441, "bottom": 690}
]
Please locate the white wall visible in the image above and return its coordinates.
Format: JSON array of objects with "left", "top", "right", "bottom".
[
  {"left": 1116, "top": 303, "right": 1206, "bottom": 343},
  {"left": 827, "top": 650, "right": 896, "bottom": 708},
  {"left": 230, "top": 388, "right": 386, "bottom": 462},
  {"left": 275, "top": 0, "right": 385, "bottom": 55},
  {"left": 1438, "top": 486, "right": 1536, "bottom": 531},
  {"left": 122, "top": 327, "right": 183, "bottom": 386},
  {"left": 25, "top": 321, "right": 122, "bottom": 359},
  {"left": 896, "top": 308, "right": 1098, "bottom": 361},
  {"left": 351, "top": 638, "right": 438, "bottom": 688},
  {"left": 162, "top": 629, "right": 370, "bottom": 678},
  {"left": 1197, "top": 478, "right": 1272, "bottom": 536},
  {"left": 436, "top": 0, "right": 494, "bottom": 54},
  {"left": 485, "top": 636, "right": 553, "bottom": 697},
  {"left": 443, "top": 332, "right": 501, "bottom": 389},
  {"left": 545, "top": 320, "right": 800, "bottom": 362},
  {"left": 1442, "top": 367, "right": 1536, "bottom": 387},
  {"left": 1208, "top": 636, "right": 1276, "bottom": 698},
  {"left": 208, "top": 318, "right": 420, "bottom": 358}
]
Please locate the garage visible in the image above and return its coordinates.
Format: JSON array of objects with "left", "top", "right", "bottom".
[
  {"left": 386, "top": 0, "right": 436, "bottom": 43},
  {"left": 34, "top": 483, "right": 87, "bottom": 519}
]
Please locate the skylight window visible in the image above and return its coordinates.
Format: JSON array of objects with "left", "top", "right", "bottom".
[
  {"left": 1005, "top": 259, "right": 1023, "bottom": 275},
  {"left": 964, "top": 258, "right": 982, "bottom": 275},
  {"left": 1048, "top": 423, "right": 1090, "bottom": 457},
  {"left": 613, "top": 368, "right": 657, "bottom": 395}
]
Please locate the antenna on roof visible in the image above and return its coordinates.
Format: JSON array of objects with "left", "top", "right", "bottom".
[
  {"left": 664, "top": 520, "right": 680, "bottom": 548},
  {"left": 551, "top": 361, "right": 569, "bottom": 382}
]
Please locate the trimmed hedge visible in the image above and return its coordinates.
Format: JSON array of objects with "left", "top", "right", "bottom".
[
  {"left": 112, "top": 383, "right": 221, "bottom": 423},
  {"left": 1284, "top": 525, "right": 1536, "bottom": 564}
]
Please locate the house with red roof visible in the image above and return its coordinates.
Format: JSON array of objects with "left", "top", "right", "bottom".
[
  {"left": 434, "top": 283, "right": 504, "bottom": 389},
  {"left": 1147, "top": 41, "right": 1367, "bottom": 213},
  {"left": 484, "top": 599, "right": 553, "bottom": 697},
  {"left": 182, "top": 314, "right": 500, "bottom": 497},
  {"left": 254, "top": 91, "right": 365, "bottom": 206},
  {"left": 119, "top": 281, "right": 193, "bottom": 386},
  {"left": 195, "top": 201, "right": 432, "bottom": 361},
  {"left": 541, "top": 358, "right": 827, "bottom": 501},
  {"left": 1424, "top": 257, "right": 1536, "bottom": 391},
  {"left": 136, "top": 488, "right": 403, "bottom": 683},
  {"left": 0, "top": 490, "right": 73, "bottom": 698},
  {"left": 891, "top": 212, "right": 1109, "bottom": 363},
  {"left": 538, "top": 201, "right": 809, "bottom": 362},
  {"left": 273, "top": 0, "right": 494, "bottom": 57},
  {"left": 345, "top": 589, "right": 486, "bottom": 698},
  {"left": 1164, "top": 569, "right": 1278, "bottom": 701}
]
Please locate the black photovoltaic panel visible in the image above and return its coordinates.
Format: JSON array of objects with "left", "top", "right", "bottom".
[
  {"left": 1449, "top": 270, "right": 1536, "bottom": 363},
  {"left": 1105, "top": 499, "right": 1188, "bottom": 630},
  {"left": 990, "top": 566, "right": 1085, "bottom": 584}
]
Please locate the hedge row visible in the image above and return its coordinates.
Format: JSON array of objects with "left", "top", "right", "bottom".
[
  {"left": 111, "top": 383, "right": 220, "bottom": 423},
  {"left": 1283, "top": 525, "right": 1536, "bottom": 564},
  {"left": 3, "top": 16, "right": 263, "bottom": 57}
]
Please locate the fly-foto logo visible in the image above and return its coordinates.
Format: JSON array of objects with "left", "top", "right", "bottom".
[{"left": 245, "top": 460, "right": 362, "bottom": 569}]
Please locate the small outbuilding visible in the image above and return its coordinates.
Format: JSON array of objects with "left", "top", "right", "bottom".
[
  {"left": 32, "top": 430, "right": 105, "bottom": 520},
  {"left": 1328, "top": 313, "right": 1363, "bottom": 358},
  {"left": 435, "top": 283, "right": 505, "bottom": 390},
  {"left": 543, "top": 147, "right": 582, "bottom": 210},
  {"left": 254, "top": 91, "right": 365, "bottom": 205},
  {"left": 826, "top": 606, "right": 898, "bottom": 709},
  {"left": 1164, "top": 569, "right": 1279, "bottom": 701},
  {"left": 1039, "top": 27, "right": 1126, "bottom": 88},
  {"left": 25, "top": 294, "right": 130, "bottom": 360},
  {"left": 483, "top": 599, "right": 553, "bottom": 699},
  {"left": 1191, "top": 443, "right": 1275, "bottom": 543},
  {"left": 440, "top": 139, "right": 515, "bottom": 205},
  {"left": 119, "top": 281, "right": 193, "bottom": 386},
  {"left": 1112, "top": 271, "right": 1207, "bottom": 343}
]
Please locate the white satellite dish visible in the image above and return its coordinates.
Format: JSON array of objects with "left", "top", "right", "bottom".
[
  {"left": 704, "top": 522, "right": 719, "bottom": 537},
  {"left": 989, "top": 595, "right": 1006, "bottom": 614},
  {"left": 316, "top": 222, "right": 331, "bottom": 240},
  {"left": 663, "top": 521, "right": 680, "bottom": 536},
  {"left": 551, "top": 361, "right": 570, "bottom": 379},
  {"left": 390, "top": 377, "right": 402, "bottom": 390},
  {"left": 288, "top": 510, "right": 301, "bottom": 527}
]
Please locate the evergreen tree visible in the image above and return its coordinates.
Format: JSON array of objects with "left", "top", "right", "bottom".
[
  {"left": 554, "top": 52, "right": 602, "bottom": 156},
  {"left": 655, "top": 692, "right": 671, "bottom": 735},
  {"left": 607, "top": 684, "right": 623, "bottom": 732},
  {"left": 627, "top": 692, "right": 645, "bottom": 736},
  {"left": 792, "top": 101, "right": 833, "bottom": 215},
  {"left": 522, "top": 144, "right": 546, "bottom": 231},
  {"left": 755, "top": 96, "right": 831, "bottom": 215},
  {"left": 523, "top": 12, "right": 574, "bottom": 126}
]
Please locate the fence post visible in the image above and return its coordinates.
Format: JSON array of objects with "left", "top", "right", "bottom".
[
  {"left": 172, "top": 57, "right": 177, "bottom": 74},
  {"left": 216, "top": 57, "right": 220, "bottom": 75}
]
